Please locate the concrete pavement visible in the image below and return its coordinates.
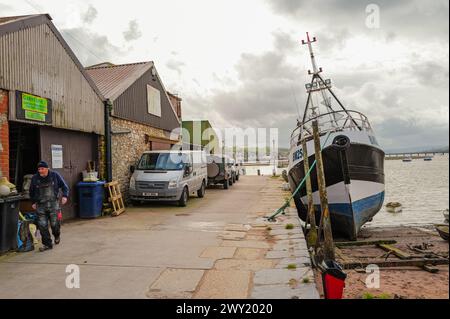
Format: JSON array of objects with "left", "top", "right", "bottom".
[{"left": 0, "top": 176, "right": 319, "bottom": 299}]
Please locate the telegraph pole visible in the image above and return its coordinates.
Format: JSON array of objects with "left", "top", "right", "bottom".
[
  {"left": 302, "top": 138, "right": 317, "bottom": 247},
  {"left": 302, "top": 32, "right": 335, "bottom": 260},
  {"left": 312, "top": 120, "right": 335, "bottom": 260}
]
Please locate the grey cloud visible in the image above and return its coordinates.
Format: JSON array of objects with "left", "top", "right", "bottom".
[
  {"left": 236, "top": 52, "right": 302, "bottom": 83},
  {"left": 273, "top": 30, "right": 299, "bottom": 53},
  {"left": 61, "top": 27, "right": 124, "bottom": 66},
  {"left": 376, "top": 117, "right": 449, "bottom": 150},
  {"left": 0, "top": 3, "right": 13, "bottom": 11},
  {"left": 123, "top": 20, "right": 142, "bottom": 42},
  {"left": 186, "top": 26, "right": 448, "bottom": 149},
  {"left": 166, "top": 59, "right": 186, "bottom": 75},
  {"left": 315, "top": 28, "right": 350, "bottom": 53},
  {"left": 184, "top": 32, "right": 307, "bottom": 147},
  {"left": 266, "top": 0, "right": 449, "bottom": 42},
  {"left": 81, "top": 4, "right": 97, "bottom": 24},
  {"left": 412, "top": 61, "right": 449, "bottom": 88}
]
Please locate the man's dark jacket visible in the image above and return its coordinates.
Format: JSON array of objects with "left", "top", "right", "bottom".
[{"left": 29, "top": 170, "right": 69, "bottom": 204}]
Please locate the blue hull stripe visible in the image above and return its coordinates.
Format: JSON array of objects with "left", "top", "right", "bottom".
[{"left": 313, "top": 191, "right": 385, "bottom": 239}]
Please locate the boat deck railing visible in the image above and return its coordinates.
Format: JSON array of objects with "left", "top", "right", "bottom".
[{"left": 290, "top": 110, "right": 373, "bottom": 147}]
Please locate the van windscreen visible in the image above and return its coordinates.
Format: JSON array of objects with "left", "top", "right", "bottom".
[{"left": 137, "top": 153, "right": 186, "bottom": 171}]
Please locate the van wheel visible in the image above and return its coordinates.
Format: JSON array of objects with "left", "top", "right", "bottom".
[
  {"left": 229, "top": 177, "right": 233, "bottom": 186},
  {"left": 197, "top": 181, "right": 206, "bottom": 198},
  {"left": 223, "top": 180, "right": 229, "bottom": 189},
  {"left": 131, "top": 200, "right": 141, "bottom": 206},
  {"left": 178, "top": 187, "right": 188, "bottom": 207},
  {"left": 236, "top": 174, "right": 239, "bottom": 181}
]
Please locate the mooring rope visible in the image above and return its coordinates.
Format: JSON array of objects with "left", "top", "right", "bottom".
[{"left": 266, "top": 131, "right": 332, "bottom": 221}]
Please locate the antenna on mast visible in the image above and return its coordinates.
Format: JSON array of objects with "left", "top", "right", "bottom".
[
  {"left": 302, "top": 32, "right": 323, "bottom": 75},
  {"left": 301, "top": 32, "right": 336, "bottom": 122}
]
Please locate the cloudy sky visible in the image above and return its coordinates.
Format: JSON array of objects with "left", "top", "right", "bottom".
[{"left": 1, "top": 0, "right": 448, "bottom": 150}]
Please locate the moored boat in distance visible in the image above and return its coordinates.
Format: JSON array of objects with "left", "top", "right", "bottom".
[
  {"left": 402, "top": 156, "right": 413, "bottom": 162},
  {"left": 386, "top": 202, "right": 403, "bottom": 213},
  {"left": 424, "top": 156, "right": 433, "bottom": 161},
  {"left": 288, "top": 33, "right": 385, "bottom": 241},
  {"left": 443, "top": 209, "right": 449, "bottom": 224}
]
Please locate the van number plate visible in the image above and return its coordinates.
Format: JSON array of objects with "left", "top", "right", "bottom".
[{"left": 143, "top": 192, "right": 158, "bottom": 197}]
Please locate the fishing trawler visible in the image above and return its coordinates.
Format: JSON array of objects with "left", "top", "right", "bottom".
[{"left": 288, "top": 33, "right": 385, "bottom": 240}]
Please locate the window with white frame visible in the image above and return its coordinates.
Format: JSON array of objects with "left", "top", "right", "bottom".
[{"left": 147, "top": 85, "right": 161, "bottom": 117}]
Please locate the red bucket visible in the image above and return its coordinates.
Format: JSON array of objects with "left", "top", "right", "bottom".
[{"left": 321, "top": 260, "right": 347, "bottom": 299}]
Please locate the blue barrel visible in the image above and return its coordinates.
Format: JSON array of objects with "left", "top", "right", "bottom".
[{"left": 76, "top": 181, "right": 105, "bottom": 218}]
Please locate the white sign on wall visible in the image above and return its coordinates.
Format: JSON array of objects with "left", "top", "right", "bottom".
[
  {"left": 147, "top": 84, "right": 161, "bottom": 117},
  {"left": 51, "top": 144, "right": 63, "bottom": 169}
]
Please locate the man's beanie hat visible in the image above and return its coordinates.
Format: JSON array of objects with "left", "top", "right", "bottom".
[{"left": 37, "top": 161, "right": 49, "bottom": 168}]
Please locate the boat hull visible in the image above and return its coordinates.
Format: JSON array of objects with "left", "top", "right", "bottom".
[{"left": 288, "top": 136, "right": 385, "bottom": 240}]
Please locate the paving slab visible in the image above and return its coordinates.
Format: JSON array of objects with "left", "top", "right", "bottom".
[
  {"left": 221, "top": 240, "right": 270, "bottom": 249},
  {"left": 194, "top": 270, "right": 251, "bottom": 299},
  {"left": 147, "top": 268, "right": 205, "bottom": 299},
  {"left": 273, "top": 234, "right": 304, "bottom": 240},
  {"left": 200, "top": 247, "right": 237, "bottom": 259},
  {"left": 224, "top": 224, "right": 252, "bottom": 232},
  {"left": 292, "top": 249, "right": 311, "bottom": 258},
  {"left": 234, "top": 248, "right": 266, "bottom": 260},
  {"left": 265, "top": 250, "right": 292, "bottom": 259},
  {"left": 0, "top": 262, "right": 163, "bottom": 299},
  {"left": 276, "top": 258, "right": 312, "bottom": 269},
  {"left": 251, "top": 283, "right": 320, "bottom": 299},
  {"left": 253, "top": 268, "right": 310, "bottom": 286},
  {"left": 214, "top": 259, "right": 275, "bottom": 271},
  {"left": 245, "top": 235, "right": 268, "bottom": 241},
  {"left": 218, "top": 231, "right": 247, "bottom": 240}
]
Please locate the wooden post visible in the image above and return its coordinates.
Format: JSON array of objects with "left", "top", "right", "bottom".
[
  {"left": 312, "top": 120, "right": 335, "bottom": 260},
  {"left": 302, "top": 138, "right": 317, "bottom": 247}
]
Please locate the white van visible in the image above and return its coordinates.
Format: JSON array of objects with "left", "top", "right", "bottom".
[{"left": 129, "top": 150, "right": 207, "bottom": 206}]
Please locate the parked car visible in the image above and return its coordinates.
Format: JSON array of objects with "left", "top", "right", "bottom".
[
  {"left": 234, "top": 160, "right": 243, "bottom": 181},
  {"left": 228, "top": 157, "right": 237, "bottom": 185},
  {"left": 129, "top": 150, "right": 207, "bottom": 206},
  {"left": 207, "top": 155, "right": 233, "bottom": 189}
]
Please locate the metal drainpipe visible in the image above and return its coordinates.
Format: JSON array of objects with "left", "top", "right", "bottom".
[{"left": 105, "top": 99, "right": 113, "bottom": 183}]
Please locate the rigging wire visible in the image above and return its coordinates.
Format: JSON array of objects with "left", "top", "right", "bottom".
[{"left": 290, "top": 83, "right": 302, "bottom": 123}]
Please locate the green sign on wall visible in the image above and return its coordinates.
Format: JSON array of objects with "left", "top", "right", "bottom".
[
  {"left": 25, "top": 110, "right": 46, "bottom": 122},
  {"left": 22, "top": 93, "right": 48, "bottom": 114},
  {"left": 15, "top": 91, "right": 52, "bottom": 124}
]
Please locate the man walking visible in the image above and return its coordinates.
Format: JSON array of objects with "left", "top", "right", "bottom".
[{"left": 29, "top": 161, "right": 69, "bottom": 252}]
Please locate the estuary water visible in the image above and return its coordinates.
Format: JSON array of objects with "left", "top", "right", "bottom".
[
  {"left": 366, "top": 154, "right": 449, "bottom": 228},
  {"left": 245, "top": 154, "right": 449, "bottom": 227}
]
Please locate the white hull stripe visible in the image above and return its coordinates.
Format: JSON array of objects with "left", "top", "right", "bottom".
[{"left": 300, "top": 180, "right": 385, "bottom": 205}]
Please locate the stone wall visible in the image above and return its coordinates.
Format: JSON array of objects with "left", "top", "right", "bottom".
[
  {"left": 111, "top": 117, "right": 179, "bottom": 201},
  {"left": 0, "top": 89, "right": 9, "bottom": 179},
  {"left": 97, "top": 135, "right": 106, "bottom": 181}
]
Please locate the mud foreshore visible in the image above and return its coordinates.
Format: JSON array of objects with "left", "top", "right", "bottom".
[{"left": 312, "top": 225, "right": 449, "bottom": 299}]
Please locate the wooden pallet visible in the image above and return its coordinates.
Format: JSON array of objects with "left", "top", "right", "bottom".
[{"left": 105, "top": 181, "right": 125, "bottom": 217}]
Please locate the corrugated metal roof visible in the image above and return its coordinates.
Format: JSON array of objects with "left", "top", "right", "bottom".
[
  {"left": 0, "top": 13, "right": 104, "bottom": 101},
  {"left": 85, "top": 62, "right": 153, "bottom": 101},
  {"left": 0, "top": 15, "right": 36, "bottom": 25}
]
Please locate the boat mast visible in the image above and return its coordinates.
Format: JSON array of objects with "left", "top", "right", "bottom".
[
  {"left": 302, "top": 32, "right": 337, "bottom": 125},
  {"left": 300, "top": 32, "right": 361, "bottom": 131}
]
